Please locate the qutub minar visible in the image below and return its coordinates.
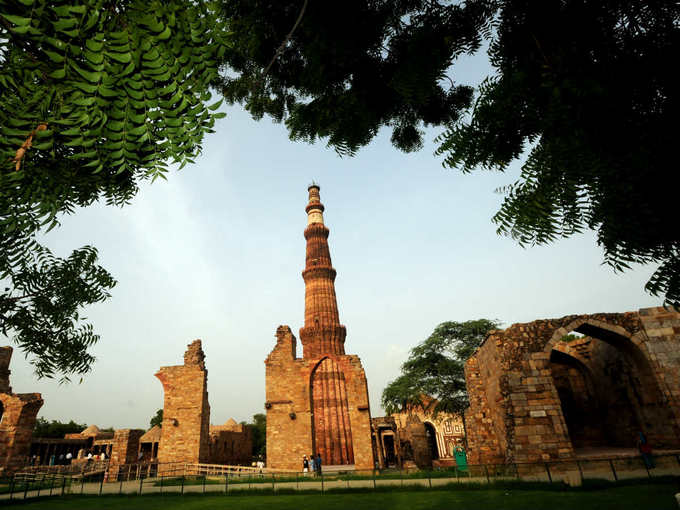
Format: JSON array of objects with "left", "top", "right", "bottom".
[{"left": 265, "top": 184, "right": 374, "bottom": 470}]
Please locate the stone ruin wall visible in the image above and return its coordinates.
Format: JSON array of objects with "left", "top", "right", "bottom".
[
  {"left": 0, "top": 346, "right": 43, "bottom": 474},
  {"left": 208, "top": 421, "right": 253, "bottom": 465},
  {"left": 464, "top": 307, "right": 680, "bottom": 465},
  {"left": 155, "top": 340, "right": 211, "bottom": 471},
  {"left": 265, "top": 326, "right": 374, "bottom": 471}
]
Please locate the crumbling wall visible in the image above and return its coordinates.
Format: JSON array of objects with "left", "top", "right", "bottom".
[
  {"left": 156, "top": 340, "right": 210, "bottom": 471},
  {"left": 265, "top": 325, "right": 374, "bottom": 470},
  {"left": 208, "top": 423, "right": 252, "bottom": 465},
  {"left": 0, "top": 346, "right": 43, "bottom": 474},
  {"left": 464, "top": 307, "right": 680, "bottom": 464},
  {"left": 109, "top": 429, "right": 144, "bottom": 466}
]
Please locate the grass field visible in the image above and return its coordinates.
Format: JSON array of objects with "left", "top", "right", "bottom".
[{"left": 6, "top": 483, "right": 680, "bottom": 510}]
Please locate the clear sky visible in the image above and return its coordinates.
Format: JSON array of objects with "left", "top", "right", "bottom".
[{"left": 5, "top": 50, "right": 661, "bottom": 431}]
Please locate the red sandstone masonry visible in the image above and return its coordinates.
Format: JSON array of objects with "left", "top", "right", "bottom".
[
  {"left": 0, "top": 346, "right": 43, "bottom": 474},
  {"left": 265, "top": 186, "right": 374, "bottom": 471},
  {"left": 156, "top": 340, "right": 210, "bottom": 472},
  {"left": 465, "top": 308, "right": 680, "bottom": 464}
]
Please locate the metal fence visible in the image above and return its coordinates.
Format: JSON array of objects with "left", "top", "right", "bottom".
[{"left": 2, "top": 453, "right": 679, "bottom": 501}]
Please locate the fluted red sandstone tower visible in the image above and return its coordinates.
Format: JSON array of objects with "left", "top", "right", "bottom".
[{"left": 265, "top": 185, "right": 374, "bottom": 470}]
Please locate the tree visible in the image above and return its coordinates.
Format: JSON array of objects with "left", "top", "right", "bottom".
[
  {"left": 217, "top": 0, "right": 491, "bottom": 155},
  {"left": 243, "top": 413, "right": 266, "bottom": 458},
  {"left": 217, "top": 1, "right": 680, "bottom": 306},
  {"left": 0, "top": 0, "right": 227, "bottom": 378},
  {"left": 33, "top": 417, "right": 86, "bottom": 438},
  {"left": 149, "top": 409, "right": 162, "bottom": 429},
  {"left": 381, "top": 319, "right": 501, "bottom": 417}
]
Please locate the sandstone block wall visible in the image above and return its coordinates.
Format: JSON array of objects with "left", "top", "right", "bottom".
[
  {"left": 208, "top": 425, "right": 252, "bottom": 465},
  {"left": 265, "top": 326, "right": 374, "bottom": 471},
  {"left": 156, "top": 340, "right": 210, "bottom": 471},
  {"left": 0, "top": 346, "right": 43, "bottom": 474},
  {"left": 109, "top": 429, "right": 144, "bottom": 466},
  {"left": 464, "top": 307, "right": 680, "bottom": 464}
]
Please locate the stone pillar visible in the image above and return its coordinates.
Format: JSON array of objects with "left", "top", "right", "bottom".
[
  {"left": 110, "top": 429, "right": 145, "bottom": 466},
  {"left": 155, "top": 340, "right": 210, "bottom": 473},
  {"left": 0, "top": 393, "right": 44, "bottom": 473}
]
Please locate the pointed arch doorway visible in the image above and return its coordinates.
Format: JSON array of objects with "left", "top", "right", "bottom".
[{"left": 311, "top": 357, "right": 355, "bottom": 465}]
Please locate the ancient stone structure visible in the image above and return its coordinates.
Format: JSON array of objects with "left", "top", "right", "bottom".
[
  {"left": 265, "top": 185, "right": 374, "bottom": 470},
  {"left": 155, "top": 340, "right": 210, "bottom": 470},
  {"left": 109, "top": 429, "right": 145, "bottom": 466},
  {"left": 372, "top": 400, "right": 465, "bottom": 469},
  {"left": 0, "top": 346, "right": 43, "bottom": 474},
  {"left": 138, "top": 425, "right": 161, "bottom": 461},
  {"left": 155, "top": 340, "right": 252, "bottom": 470},
  {"left": 465, "top": 307, "right": 680, "bottom": 464},
  {"left": 208, "top": 418, "right": 253, "bottom": 465}
]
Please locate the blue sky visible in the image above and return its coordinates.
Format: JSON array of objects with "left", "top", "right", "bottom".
[{"left": 5, "top": 50, "right": 661, "bottom": 430}]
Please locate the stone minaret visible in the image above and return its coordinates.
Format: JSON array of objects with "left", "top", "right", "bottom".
[
  {"left": 299, "top": 184, "right": 347, "bottom": 359},
  {"left": 265, "top": 184, "right": 374, "bottom": 470}
]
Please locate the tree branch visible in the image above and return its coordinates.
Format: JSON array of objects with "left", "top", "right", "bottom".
[{"left": 254, "top": 0, "right": 308, "bottom": 89}]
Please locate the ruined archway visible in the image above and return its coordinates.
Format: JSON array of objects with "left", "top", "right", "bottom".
[
  {"left": 311, "top": 357, "right": 354, "bottom": 465},
  {"left": 547, "top": 320, "right": 675, "bottom": 452},
  {"left": 423, "top": 422, "right": 439, "bottom": 460}
]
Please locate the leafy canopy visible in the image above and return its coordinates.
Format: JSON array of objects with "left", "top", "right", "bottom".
[
  {"left": 241, "top": 413, "right": 266, "bottom": 458},
  {"left": 149, "top": 409, "right": 163, "bottom": 429},
  {"left": 0, "top": 0, "right": 228, "bottom": 379},
  {"left": 33, "top": 417, "right": 86, "bottom": 438},
  {"left": 217, "top": 0, "right": 491, "bottom": 155},
  {"left": 381, "top": 319, "right": 501, "bottom": 416},
  {"left": 218, "top": 0, "right": 680, "bottom": 306}
]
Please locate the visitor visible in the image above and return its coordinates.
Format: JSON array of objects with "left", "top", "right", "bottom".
[
  {"left": 100, "top": 451, "right": 106, "bottom": 461},
  {"left": 49, "top": 454, "right": 55, "bottom": 466},
  {"left": 302, "top": 455, "right": 309, "bottom": 475},
  {"left": 87, "top": 451, "right": 93, "bottom": 464},
  {"left": 316, "top": 453, "right": 322, "bottom": 476},
  {"left": 66, "top": 452, "right": 72, "bottom": 465},
  {"left": 638, "top": 432, "right": 655, "bottom": 469},
  {"left": 309, "top": 454, "right": 315, "bottom": 475},
  {"left": 58, "top": 453, "right": 65, "bottom": 465}
]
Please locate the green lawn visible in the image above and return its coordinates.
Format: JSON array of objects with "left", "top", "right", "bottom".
[{"left": 8, "top": 484, "right": 680, "bottom": 510}]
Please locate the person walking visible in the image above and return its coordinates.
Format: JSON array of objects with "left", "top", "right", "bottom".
[
  {"left": 638, "top": 431, "right": 655, "bottom": 469},
  {"left": 302, "top": 455, "right": 309, "bottom": 475},
  {"left": 315, "top": 453, "right": 322, "bottom": 476},
  {"left": 309, "top": 454, "right": 315, "bottom": 476}
]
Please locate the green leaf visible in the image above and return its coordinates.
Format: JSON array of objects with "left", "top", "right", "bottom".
[
  {"left": 43, "top": 50, "right": 65, "bottom": 63},
  {"left": 85, "top": 39, "right": 103, "bottom": 52},
  {"left": 156, "top": 25, "right": 171, "bottom": 40},
  {"left": 71, "top": 63, "right": 101, "bottom": 83},
  {"left": 32, "top": 141, "right": 53, "bottom": 150},
  {"left": 48, "top": 68, "right": 66, "bottom": 79},
  {"left": 1, "top": 14, "right": 32, "bottom": 26},
  {"left": 106, "top": 51, "right": 132, "bottom": 64},
  {"left": 72, "top": 81, "right": 98, "bottom": 94},
  {"left": 207, "top": 98, "right": 223, "bottom": 111}
]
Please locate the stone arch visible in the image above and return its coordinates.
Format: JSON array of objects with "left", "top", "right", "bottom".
[
  {"left": 423, "top": 421, "right": 439, "bottom": 460},
  {"left": 539, "top": 318, "right": 675, "bottom": 449},
  {"left": 310, "top": 357, "right": 354, "bottom": 465}
]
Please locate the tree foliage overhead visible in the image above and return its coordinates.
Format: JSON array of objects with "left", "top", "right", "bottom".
[
  {"left": 218, "top": 0, "right": 680, "bottom": 306},
  {"left": 217, "top": 0, "right": 492, "bottom": 155},
  {"left": 437, "top": 1, "right": 680, "bottom": 306},
  {"left": 0, "top": 0, "right": 227, "bottom": 379},
  {"left": 381, "top": 319, "right": 501, "bottom": 416}
]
